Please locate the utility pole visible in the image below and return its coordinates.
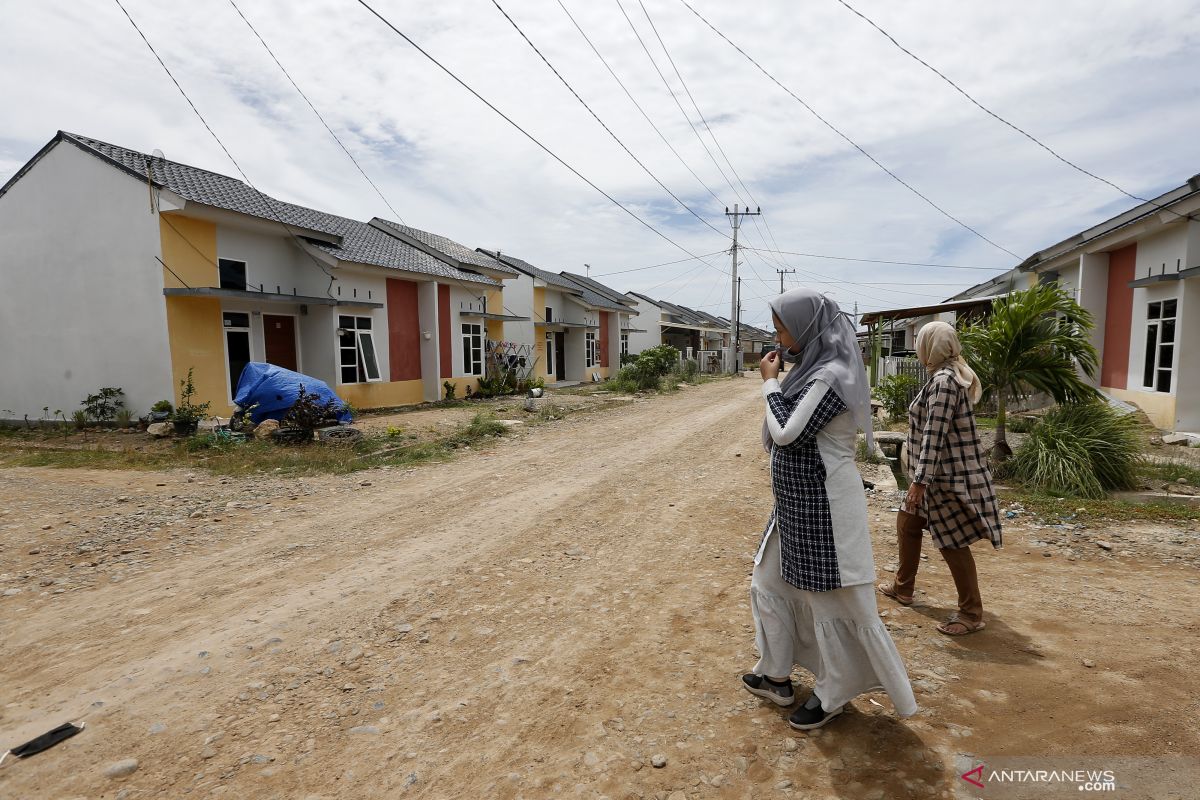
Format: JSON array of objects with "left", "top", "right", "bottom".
[
  {"left": 736, "top": 276, "right": 742, "bottom": 373},
  {"left": 584, "top": 263, "right": 591, "bottom": 277},
  {"left": 726, "top": 203, "right": 760, "bottom": 373},
  {"left": 776, "top": 268, "right": 796, "bottom": 293}
]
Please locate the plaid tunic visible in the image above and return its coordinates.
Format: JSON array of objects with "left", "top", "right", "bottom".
[
  {"left": 905, "top": 367, "right": 1002, "bottom": 550},
  {"left": 762, "top": 379, "right": 874, "bottom": 592}
]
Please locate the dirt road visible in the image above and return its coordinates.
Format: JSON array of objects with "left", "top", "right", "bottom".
[{"left": 1, "top": 380, "right": 1197, "bottom": 799}]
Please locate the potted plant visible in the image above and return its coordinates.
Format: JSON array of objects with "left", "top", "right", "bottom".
[
  {"left": 149, "top": 400, "right": 173, "bottom": 424},
  {"left": 170, "top": 369, "right": 210, "bottom": 436}
]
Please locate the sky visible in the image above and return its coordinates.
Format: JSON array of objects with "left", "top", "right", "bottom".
[{"left": 2, "top": 0, "right": 1198, "bottom": 328}]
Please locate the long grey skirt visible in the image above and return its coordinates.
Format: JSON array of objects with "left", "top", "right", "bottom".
[{"left": 751, "top": 523, "right": 918, "bottom": 717}]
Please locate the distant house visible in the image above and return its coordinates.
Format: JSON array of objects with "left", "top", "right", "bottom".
[
  {"left": 1016, "top": 172, "right": 1200, "bottom": 431},
  {"left": 0, "top": 131, "right": 516, "bottom": 419},
  {"left": 476, "top": 251, "right": 627, "bottom": 383},
  {"left": 559, "top": 272, "right": 641, "bottom": 365},
  {"left": 857, "top": 170, "right": 1200, "bottom": 432}
]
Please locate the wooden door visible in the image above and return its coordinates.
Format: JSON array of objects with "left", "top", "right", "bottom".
[{"left": 263, "top": 314, "right": 298, "bottom": 372}]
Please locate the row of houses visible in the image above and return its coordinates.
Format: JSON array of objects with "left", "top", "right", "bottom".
[
  {"left": 0, "top": 131, "right": 775, "bottom": 421},
  {"left": 859, "top": 170, "right": 1200, "bottom": 432}
]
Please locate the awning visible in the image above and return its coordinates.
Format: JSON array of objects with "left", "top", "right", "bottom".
[
  {"left": 1128, "top": 273, "right": 1180, "bottom": 288},
  {"left": 163, "top": 287, "right": 382, "bottom": 308},
  {"left": 536, "top": 320, "right": 591, "bottom": 328},
  {"left": 859, "top": 295, "right": 1002, "bottom": 326},
  {"left": 458, "top": 310, "right": 531, "bottom": 321},
  {"left": 620, "top": 327, "right": 648, "bottom": 333}
]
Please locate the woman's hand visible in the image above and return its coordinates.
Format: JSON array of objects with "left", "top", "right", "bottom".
[
  {"left": 904, "top": 482, "right": 926, "bottom": 513},
  {"left": 760, "top": 349, "right": 781, "bottom": 381}
]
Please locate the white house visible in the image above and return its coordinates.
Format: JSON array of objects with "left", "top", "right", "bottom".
[{"left": 0, "top": 131, "right": 515, "bottom": 419}]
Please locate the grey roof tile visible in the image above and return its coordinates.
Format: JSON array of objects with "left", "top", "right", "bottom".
[
  {"left": 370, "top": 218, "right": 518, "bottom": 275},
  {"left": 559, "top": 272, "right": 638, "bottom": 311},
  {"left": 57, "top": 132, "right": 495, "bottom": 286},
  {"left": 476, "top": 249, "right": 582, "bottom": 292}
]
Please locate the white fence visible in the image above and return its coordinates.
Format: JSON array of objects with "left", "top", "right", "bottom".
[{"left": 684, "top": 347, "right": 733, "bottom": 374}]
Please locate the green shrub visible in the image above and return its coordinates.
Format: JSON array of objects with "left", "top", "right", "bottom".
[
  {"left": 170, "top": 368, "right": 211, "bottom": 434},
  {"left": 1008, "top": 402, "right": 1140, "bottom": 498},
  {"left": 874, "top": 374, "right": 919, "bottom": 420},
  {"left": 71, "top": 410, "right": 88, "bottom": 430},
  {"left": 443, "top": 381, "right": 457, "bottom": 401},
  {"left": 678, "top": 359, "right": 700, "bottom": 383},
  {"left": 151, "top": 400, "right": 174, "bottom": 414},
  {"left": 637, "top": 345, "right": 680, "bottom": 376},
  {"left": 82, "top": 387, "right": 125, "bottom": 422}
]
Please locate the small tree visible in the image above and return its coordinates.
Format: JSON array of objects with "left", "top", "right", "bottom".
[
  {"left": 282, "top": 385, "right": 341, "bottom": 440},
  {"left": 170, "top": 368, "right": 211, "bottom": 435},
  {"left": 81, "top": 387, "right": 125, "bottom": 423},
  {"left": 875, "top": 374, "right": 919, "bottom": 421},
  {"left": 959, "top": 284, "right": 1098, "bottom": 461}
]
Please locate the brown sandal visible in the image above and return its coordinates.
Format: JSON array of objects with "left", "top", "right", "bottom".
[
  {"left": 877, "top": 582, "right": 913, "bottom": 606},
  {"left": 937, "top": 618, "right": 986, "bottom": 636}
]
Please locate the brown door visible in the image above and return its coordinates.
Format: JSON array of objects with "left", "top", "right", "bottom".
[{"left": 263, "top": 314, "right": 298, "bottom": 372}]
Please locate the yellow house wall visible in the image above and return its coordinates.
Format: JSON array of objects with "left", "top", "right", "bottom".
[
  {"left": 337, "top": 379, "right": 426, "bottom": 409},
  {"left": 160, "top": 214, "right": 219, "bottom": 287},
  {"left": 159, "top": 215, "right": 233, "bottom": 415},
  {"left": 165, "top": 296, "right": 233, "bottom": 416},
  {"left": 534, "top": 337, "right": 548, "bottom": 378},
  {"left": 486, "top": 289, "right": 505, "bottom": 340},
  {"left": 441, "top": 376, "right": 480, "bottom": 398},
  {"left": 1101, "top": 386, "right": 1177, "bottom": 430}
]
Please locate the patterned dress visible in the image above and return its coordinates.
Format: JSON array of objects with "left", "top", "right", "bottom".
[
  {"left": 905, "top": 367, "right": 1003, "bottom": 550},
  {"left": 751, "top": 377, "right": 917, "bottom": 716}
]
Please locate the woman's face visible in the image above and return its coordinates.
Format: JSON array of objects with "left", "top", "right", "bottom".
[{"left": 772, "top": 312, "right": 800, "bottom": 353}]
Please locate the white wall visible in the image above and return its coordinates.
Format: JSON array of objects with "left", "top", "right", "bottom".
[
  {"left": 0, "top": 141, "right": 174, "bottom": 420},
  {"left": 543, "top": 286, "right": 567, "bottom": 325},
  {"left": 501, "top": 273, "right": 535, "bottom": 348},
  {"left": 1175, "top": 277, "right": 1200, "bottom": 430},
  {"left": 1135, "top": 225, "right": 1187, "bottom": 280},
  {"left": 448, "top": 283, "right": 489, "bottom": 377},
  {"left": 1077, "top": 252, "right": 1110, "bottom": 386},
  {"left": 623, "top": 295, "right": 662, "bottom": 354}
]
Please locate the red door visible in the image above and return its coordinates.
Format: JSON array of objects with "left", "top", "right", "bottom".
[{"left": 263, "top": 314, "right": 298, "bottom": 372}]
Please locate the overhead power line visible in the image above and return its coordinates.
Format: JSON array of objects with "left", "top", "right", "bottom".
[
  {"left": 830, "top": 0, "right": 1191, "bottom": 222},
  {"left": 226, "top": 0, "right": 407, "bottom": 225},
  {"left": 113, "top": 0, "right": 340, "bottom": 296},
  {"left": 353, "top": 0, "right": 727, "bottom": 286},
  {"left": 677, "top": 0, "right": 1020, "bottom": 260},
  {"left": 739, "top": 246, "right": 1005, "bottom": 270},
  {"left": 489, "top": 0, "right": 730, "bottom": 243}
]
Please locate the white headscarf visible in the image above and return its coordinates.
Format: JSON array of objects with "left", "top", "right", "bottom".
[
  {"left": 761, "top": 288, "right": 875, "bottom": 454},
  {"left": 915, "top": 321, "right": 982, "bottom": 404}
]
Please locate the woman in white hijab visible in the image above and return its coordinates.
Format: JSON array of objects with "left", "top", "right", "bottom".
[
  {"left": 743, "top": 288, "right": 917, "bottom": 730},
  {"left": 878, "top": 321, "right": 1002, "bottom": 636}
]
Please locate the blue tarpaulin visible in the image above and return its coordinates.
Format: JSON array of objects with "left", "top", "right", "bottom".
[{"left": 233, "top": 362, "right": 352, "bottom": 425}]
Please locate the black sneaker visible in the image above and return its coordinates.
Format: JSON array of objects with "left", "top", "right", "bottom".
[
  {"left": 788, "top": 697, "right": 843, "bottom": 730},
  {"left": 741, "top": 673, "right": 795, "bottom": 707}
]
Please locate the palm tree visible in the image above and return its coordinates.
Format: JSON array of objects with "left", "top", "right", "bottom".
[{"left": 959, "top": 283, "right": 1099, "bottom": 460}]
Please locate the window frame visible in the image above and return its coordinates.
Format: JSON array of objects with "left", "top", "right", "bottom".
[
  {"left": 218, "top": 258, "right": 248, "bottom": 291},
  {"left": 585, "top": 331, "right": 597, "bottom": 368},
  {"left": 338, "top": 315, "right": 382, "bottom": 385},
  {"left": 222, "top": 311, "right": 252, "bottom": 405},
  {"left": 1143, "top": 299, "right": 1176, "bottom": 393},
  {"left": 462, "top": 322, "right": 483, "bottom": 377}
]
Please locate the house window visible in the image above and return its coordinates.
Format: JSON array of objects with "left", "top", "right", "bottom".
[
  {"left": 620, "top": 332, "right": 629, "bottom": 356},
  {"left": 1143, "top": 299, "right": 1176, "bottom": 392},
  {"left": 339, "top": 315, "right": 381, "bottom": 384},
  {"left": 545, "top": 306, "right": 553, "bottom": 323},
  {"left": 462, "top": 323, "right": 483, "bottom": 376},
  {"left": 223, "top": 312, "right": 251, "bottom": 397},
  {"left": 586, "top": 331, "right": 597, "bottom": 368},
  {"left": 219, "top": 259, "right": 247, "bottom": 291}
]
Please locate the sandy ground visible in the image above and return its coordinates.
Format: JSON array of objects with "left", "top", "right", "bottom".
[{"left": 1, "top": 379, "right": 1198, "bottom": 800}]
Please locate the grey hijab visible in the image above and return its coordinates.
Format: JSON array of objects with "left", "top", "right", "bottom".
[{"left": 761, "top": 288, "right": 875, "bottom": 454}]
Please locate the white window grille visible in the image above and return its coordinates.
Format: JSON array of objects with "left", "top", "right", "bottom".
[
  {"left": 1144, "top": 299, "right": 1176, "bottom": 392},
  {"left": 462, "top": 323, "right": 484, "bottom": 376},
  {"left": 338, "top": 315, "right": 381, "bottom": 384}
]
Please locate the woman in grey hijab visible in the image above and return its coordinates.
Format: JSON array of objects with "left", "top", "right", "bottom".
[{"left": 742, "top": 288, "right": 917, "bottom": 730}]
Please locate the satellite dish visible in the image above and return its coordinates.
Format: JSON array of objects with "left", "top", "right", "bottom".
[{"left": 151, "top": 148, "right": 165, "bottom": 160}]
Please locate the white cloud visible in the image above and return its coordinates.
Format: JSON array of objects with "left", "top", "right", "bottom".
[{"left": 2, "top": 0, "right": 1198, "bottom": 329}]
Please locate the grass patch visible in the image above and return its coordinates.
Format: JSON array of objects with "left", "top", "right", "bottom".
[
  {"left": 0, "top": 412, "right": 512, "bottom": 477},
  {"left": 1138, "top": 459, "right": 1200, "bottom": 486},
  {"left": 1000, "top": 488, "right": 1200, "bottom": 523},
  {"left": 974, "top": 415, "right": 998, "bottom": 429}
]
